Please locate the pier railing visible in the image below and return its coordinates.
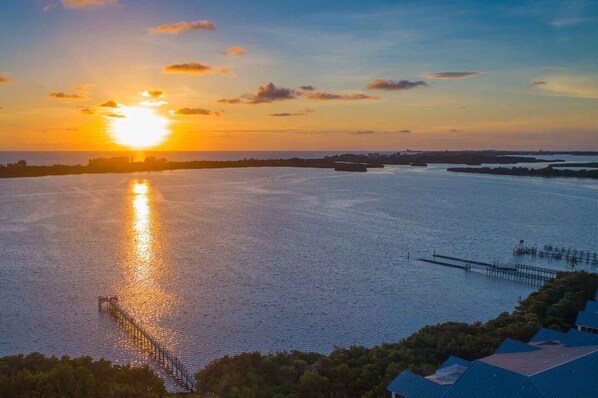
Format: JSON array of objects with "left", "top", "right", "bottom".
[
  {"left": 514, "top": 243, "right": 598, "bottom": 267},
  {"left": 419, "top": 254, "right": 559, "bottom": 286},
  {"left": 98, "top": 296, "right": 196, "bottom": 392}
]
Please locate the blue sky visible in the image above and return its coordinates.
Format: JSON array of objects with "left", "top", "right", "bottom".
[{"left": 0, "top": 0, "right": 597, "bottom": 150}]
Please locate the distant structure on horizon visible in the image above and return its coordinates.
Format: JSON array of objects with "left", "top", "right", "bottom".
[{"left": 387, "top": 290, "right": 598, "bottom": 398}]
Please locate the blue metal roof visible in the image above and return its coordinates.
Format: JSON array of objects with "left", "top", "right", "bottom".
[
  {"left": 387, "top": 297, "right": 598, "bottom": 398},
  {"left": 576, "top": 311, "right": 598, "bottom": 329},
  {"left": 441, "top": 361, "right": 545, "bottom": 398},
  {"left": 495, "top": 338, "right": 541, "bottom": 354},
  {"left": 560, "top": 329, "right": 598, "bottom": 346},
  {"left": 438, "top": 355, "right": 471, "bottom": 370},
  {"left": 386, "top": 371, "right": 448, "bottom": 398},
  {"left": 530, "top": 351, "right": 598, "bottom": 398},
  {"left": 530, "top": 327, "right": 598, "bottom": 347},
  {"left": 530, "top": 328, "right": 567, "bottom": 343},
  {"left": 585, "top": 300, "right": 598, "bottom": 314}
]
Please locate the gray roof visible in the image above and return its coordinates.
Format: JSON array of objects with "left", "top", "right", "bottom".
[{"left": 479, "top": 345, "right": 598, "bottom": 376}]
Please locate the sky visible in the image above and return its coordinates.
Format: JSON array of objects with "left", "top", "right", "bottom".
[{"left": 0, "top": 0, "right": 597, "bottom": 151}]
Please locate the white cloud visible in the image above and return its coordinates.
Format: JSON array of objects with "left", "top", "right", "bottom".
[{"left": 531, "top": 75, "right": 598, "bottom": 99}]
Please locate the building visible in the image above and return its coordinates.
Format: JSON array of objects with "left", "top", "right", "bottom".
[
  {"left": 576, "top": 289, "right": 598, "bottom": 334},
  {"left": 387, "top": 290, "right": 598, "bottom": 398}
]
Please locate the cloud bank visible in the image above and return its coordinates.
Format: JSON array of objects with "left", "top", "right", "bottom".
[
  {"left": 60, "top": 0, "right": 118, "bottom": 9},
  {"left": 219, "top": 83, "right": 298, "bottom": 105},
  {"left": 420, "top": 72, "right": 480, "bottom": 80},
  {"left": 100, "top": 100, "right": 119, "bottom": 108},
  {"left": 305, "top": 92, "right": 379, "bottom": 100},
  {"left": 149, "top": 20, "right": 216, "bottom": 34},
  {"left": 366, "top": 79, "right": 428, "bottom": 90},
  {"left": 142, "top": 89, "right": 165, "bottom": 98},
  {"left": 269, "top": 112, "right": 304, "bottom": 117},
  {"left": 225, "top": 46, "right": 246, "bottom": 56},
  {"left": 531, "top": 75, "right": 598, "bottom": 99},
  {"left": 49, "top": 92, "right": 85, "bottom": 99},
  {"left": 170, "top": 108, "right": 219, "bottom": 116},
  {"left": 163, "top": 63, "right": 230, "bottom": 75}
]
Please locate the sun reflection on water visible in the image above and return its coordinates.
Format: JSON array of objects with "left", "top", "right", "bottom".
[
  {"left": 114, "top": 179, "right": 177, "bottom": 356},
  {"left": 132, "top": 181, "right": 152, "bottom": 276}
]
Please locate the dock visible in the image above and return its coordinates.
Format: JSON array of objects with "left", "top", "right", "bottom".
[
  {"left": 98, "top": 296, "right": 196, "bottom": 392},
  {"left": 514, "top": 242, "right": 598, "bottom": 267},
  {"left": 419, "top": 253, "right": 558, "bottom": 286}
]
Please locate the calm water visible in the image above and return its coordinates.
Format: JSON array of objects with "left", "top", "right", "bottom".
[{"left": 1, "top": 162, "right": 597, "bottom": 379}]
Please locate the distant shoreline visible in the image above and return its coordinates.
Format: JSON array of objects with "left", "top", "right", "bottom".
[{"left": 0, "top": 151, "right": 562, "bottom": 179}]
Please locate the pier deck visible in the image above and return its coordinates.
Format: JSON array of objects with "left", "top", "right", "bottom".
[
  {"left": 98, "top": 296, "right": 196, "bottom": 392},
  {"left": 419, "top": 253, "right": 558, "bottom": 286}
]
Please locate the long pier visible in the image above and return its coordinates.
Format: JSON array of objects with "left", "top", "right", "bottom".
[
  {"left": 486, "top": 263, "right": 558, "bottom": 285},
  {"left": 98, "top": 296, "right": 196, "bottom": 392},
  {"left": 420, "top": 254, "right": 558, "bottom": 286}
]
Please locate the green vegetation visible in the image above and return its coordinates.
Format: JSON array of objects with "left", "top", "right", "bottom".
[
  {"left": 0, "top": 353, "right": 166, "bottom": 398},
  {"left": 1, "top": 272, "right": 595, "bottom": 397},
  {"left": 195, "top": 272, "right": 598, "bottom": 398}
]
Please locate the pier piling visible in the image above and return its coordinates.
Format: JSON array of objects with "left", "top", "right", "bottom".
[{"left": 98, "top": 296, "right": 196, "bottom": 392}]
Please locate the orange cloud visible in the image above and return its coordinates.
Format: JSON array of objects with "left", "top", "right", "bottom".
[
  {"left": 305, "top": 92, "right": 379, "bottom": 101},
  {"left": 163, "top": 62, "right": 230, "bottom": 75},
  {"left": 217, "top": 98, "right": 242, "bottom": 104},
  {"left": 100, "top": 100, "right": 119, "bottom": 108},
  {"left": 149, "top": 20, "right": 216, "bottom": 34},
  {"left": 142, "top": 89, "right": 165, "bottom": 98},
  {"left": 269, "top": 112, "right": 304, "bottom": 117},
  {"left": 61, "top": 0, "right": 118, "bottom": 8},
  {"left": 225, "top": 46, "right": 246, "bottom": 56},
  {"left": 170, "top": 108, "right": 219, "bottom": 116},
  {"left": 49, "top": 92, "right": 85, "bottom": 100},
  {"left": 0, "top": 76, "right": 11, "bottom": 84}
]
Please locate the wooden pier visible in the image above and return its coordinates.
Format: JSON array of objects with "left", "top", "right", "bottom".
[
  {"left": 486, "top": 263, "right": 558, "bottom": 285},
  {"left": 419, "top": 254, "right": 558, "bottom": 286},
  {"left": 513, "top": 242, "right": 598, "bottom": 267},
  {"left": 98, "top": 296, "right": 196, "bottom": 392}
]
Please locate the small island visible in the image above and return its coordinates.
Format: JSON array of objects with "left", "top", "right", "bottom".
[
  {"left": 334, "top": 163, "right": 368, "bottom": 172},
  {"left": 447, "top": 166, "right": 598, "bottom": 179},
  {"left": 548, "top": 162, "right": 598, "bottom": 168}
]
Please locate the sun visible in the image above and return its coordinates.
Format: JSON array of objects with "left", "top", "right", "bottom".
[{"left": 106, "top": 106, "right": 170, "bottom": 149}]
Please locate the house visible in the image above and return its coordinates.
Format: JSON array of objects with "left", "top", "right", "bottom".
[{"left": 387, "top": 290, "right": 598, "bottom": 398}]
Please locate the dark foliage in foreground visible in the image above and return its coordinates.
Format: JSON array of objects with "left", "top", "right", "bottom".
[
  {"left": 195, "top": 272, "right": 598, "bottom": 398},
  {"left": 0, "top": 354, "right": 166, "bottom": 398}
]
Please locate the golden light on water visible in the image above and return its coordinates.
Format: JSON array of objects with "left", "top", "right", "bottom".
[
  {"left": 106, "top": 106, "right": 170, "bottom": 149},
  {"left": 132, "top": 181, "right": 152, "bottom": 273},
  {"left": 117, "top": 179, "right": 176, "bottom": 353}
]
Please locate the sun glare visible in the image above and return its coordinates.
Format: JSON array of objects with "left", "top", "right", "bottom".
[{"left": 106, "top": 106, "right": 170, "bottom": 149}]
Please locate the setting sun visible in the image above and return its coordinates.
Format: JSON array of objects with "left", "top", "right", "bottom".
[{"left": 106, "top": 106, "right": 170, "bottom": 149}]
